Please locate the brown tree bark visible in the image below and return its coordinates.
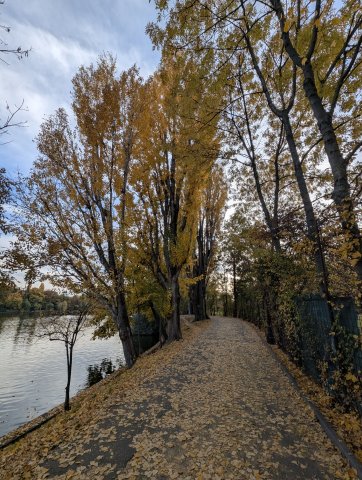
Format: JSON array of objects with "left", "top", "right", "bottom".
[
  {"left": 167, "top": 274, "right": 182, "bottom": 340},
  {"left": 149, "top": 301, "right": 168, "bottom": 345},
  {"left": 243, "top": 27, "right": 330, "bottom": 295},
  {"left": 115, "top": 292, "right": 137, "bottom": 368},
  {"left": 232, "top": 258, "right": 238, "bottom": 318},
  {"left": 282, "top": 113, "right": 329, "bottom": 296},
  {"left": 64, "top": 344, "right": 73, "bottom": 411}
]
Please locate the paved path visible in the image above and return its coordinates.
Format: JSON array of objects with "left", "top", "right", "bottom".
[{"left": 0, "top": 318, "right": 354, "bottom": 479}]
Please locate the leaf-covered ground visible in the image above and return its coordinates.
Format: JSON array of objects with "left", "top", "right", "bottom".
[
  {"left": 0, "top": 317, "right": 357, "bottom": 479},
  {"left": 272, "top": 341, "right": 362, "bottom": 463}
]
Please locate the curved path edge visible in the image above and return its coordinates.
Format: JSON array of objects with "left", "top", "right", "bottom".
[{"left": 250, "top": 322, "right": 362, "bottom": 479}]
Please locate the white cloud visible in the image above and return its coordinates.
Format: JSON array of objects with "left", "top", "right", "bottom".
[
  {"left": 0, "top": 0, "right": 161, "bottom": 260},
  {"left": 0, "top": 1, "right": 160, "bottom": 175},
  {"left": 1, "top": 22, "right": 98, "bottom": 175}
]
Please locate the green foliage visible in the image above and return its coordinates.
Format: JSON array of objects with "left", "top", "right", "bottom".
[
  {"left": 220, "top": 206, "right": 362, "bottom": 412},
  {"left": 325, "top": 315, "right": 362, "bottom": 411},
  {"left": 0, "top": 281, "right": 84, "bottom": 314}
]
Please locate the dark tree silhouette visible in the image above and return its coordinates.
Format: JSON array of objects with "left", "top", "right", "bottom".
[{"left": 38, "top": 304, "right": 91, "bottom": 411}]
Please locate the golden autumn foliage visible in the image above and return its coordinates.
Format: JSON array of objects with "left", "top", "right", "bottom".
[
  {"left": 16, "top": 56, "right": 145, "bottom": 366},
  {"left": 131, "top": 53, "right": 223, "bottom": 338},
  {"left": 0, "top": 3, "right": 361, "bottom": 478}
]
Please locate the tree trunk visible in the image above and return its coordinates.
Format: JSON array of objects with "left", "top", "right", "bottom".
[
  {"left": 249, "top": 147, "right": 282, "bottom": 253},
  {"left": 190, "top": 283, "right": 197, "bottom": 319},
  {"left": 223, "top": 293, "right": 228, "bottom": 317},
  {"left": 301, "top": 64, "right": 362, "bottom": 281},
  {"left": 150, "top": 301, "right": 168, "bottom": 345},
  {"left": 115, "top": 292, "right": 137, "bottom": 368},
  {"left": 270, "top": 0, "right": 362, "bottom": 281},
  {"left": 167, "top": 275, "right": 182, "bottom": 341},
  {"left": 188, "top": 290, "right": 193, "bottom": 315},
  {"left": 64, "top": 384, "right": 70, "bottom": 411},
  {"left": 202, "top": 282, "right": 209, "bottom": 319},
  {"left": 232, "top": 258, "right": 238, "bottom": 317},
  {"left": 192, "top": 278, "right": 208, "bottom": 321},
  {"left": 264, "top": 292, "right": 276, "bottom": 345},
  {"left": 283, "top": 113, "right": 329, "bottom": 296},
  {"left": 64, "top": 345, "right": 72, "bottom": 411}
]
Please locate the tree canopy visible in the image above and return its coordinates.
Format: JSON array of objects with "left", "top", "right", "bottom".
[{"left": 3, "top": 1, "right": 361, "bottom": 417}]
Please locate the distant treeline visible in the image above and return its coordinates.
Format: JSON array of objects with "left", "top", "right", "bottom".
[{"left": 0, "top": 282, "right": 83, "bottom": 314}]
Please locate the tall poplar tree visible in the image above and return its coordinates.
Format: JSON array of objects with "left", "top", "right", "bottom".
[
  {"left": 189, "top": 165, "right": 227, "bottom": 321},
  {"left": 17, "top": 56, "right": 144, "bottom": 367},
  {"left": 268, "top": 0, "right": 362, "bottom": 280},
  {"left": 134, "top": 55, "right": 221, "bottom": 339}
]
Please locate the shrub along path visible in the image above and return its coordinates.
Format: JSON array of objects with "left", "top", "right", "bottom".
[{"left": 0, "top": 317, "right": 357, "bottom": 479}]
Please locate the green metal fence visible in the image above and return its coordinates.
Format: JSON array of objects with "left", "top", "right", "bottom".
[{"left": 240, "top": 293, "right": 362, "bottom": 410}]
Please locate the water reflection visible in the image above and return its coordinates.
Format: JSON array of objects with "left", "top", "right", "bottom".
[
  {"left": 86, "top": 358, "right": 121, "bottom": 387},
  {"left": 85, "top": 334, "right": 158, "bottom": 388},
  {"left": 13, "top": 316, "right": 37, "bottom": 345},
  {"left": 0, "top": 314, "right": 159, "bottom": 438},
  {"left": 0, "top": 314, "right": 125, "bottom": 438}
]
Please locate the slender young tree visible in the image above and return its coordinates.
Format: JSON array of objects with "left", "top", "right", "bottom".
[
  {"left": 38, "top": 304, "right": 90, "bottom": 411},
  {"left": 226, "top": 80, "right": 286, "bottom": 254}
]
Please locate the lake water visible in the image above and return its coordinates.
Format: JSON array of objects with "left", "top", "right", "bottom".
[{"left": 0, "top": 314, "right": 124, "bottom": 438}]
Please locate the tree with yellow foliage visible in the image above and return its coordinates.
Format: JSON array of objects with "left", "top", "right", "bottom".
[
  {"left": 189, "top": 164, "right": 227, "bottom": 321},
  {"left": 269, "top": 0, "right": 362, "bottom": 280},
  {"left": 16, "top": 56, "right": 144, "bottom": 367},
  {"left": 150, "top": 0, "right": 362, "bottom": 286},
  {"left": 133, "top": 54, "right": 222, "bottom": 339}
]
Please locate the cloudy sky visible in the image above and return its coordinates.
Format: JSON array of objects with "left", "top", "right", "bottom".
[{"left": 1, "top": 0, "right": 160, "bottom": 177}]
